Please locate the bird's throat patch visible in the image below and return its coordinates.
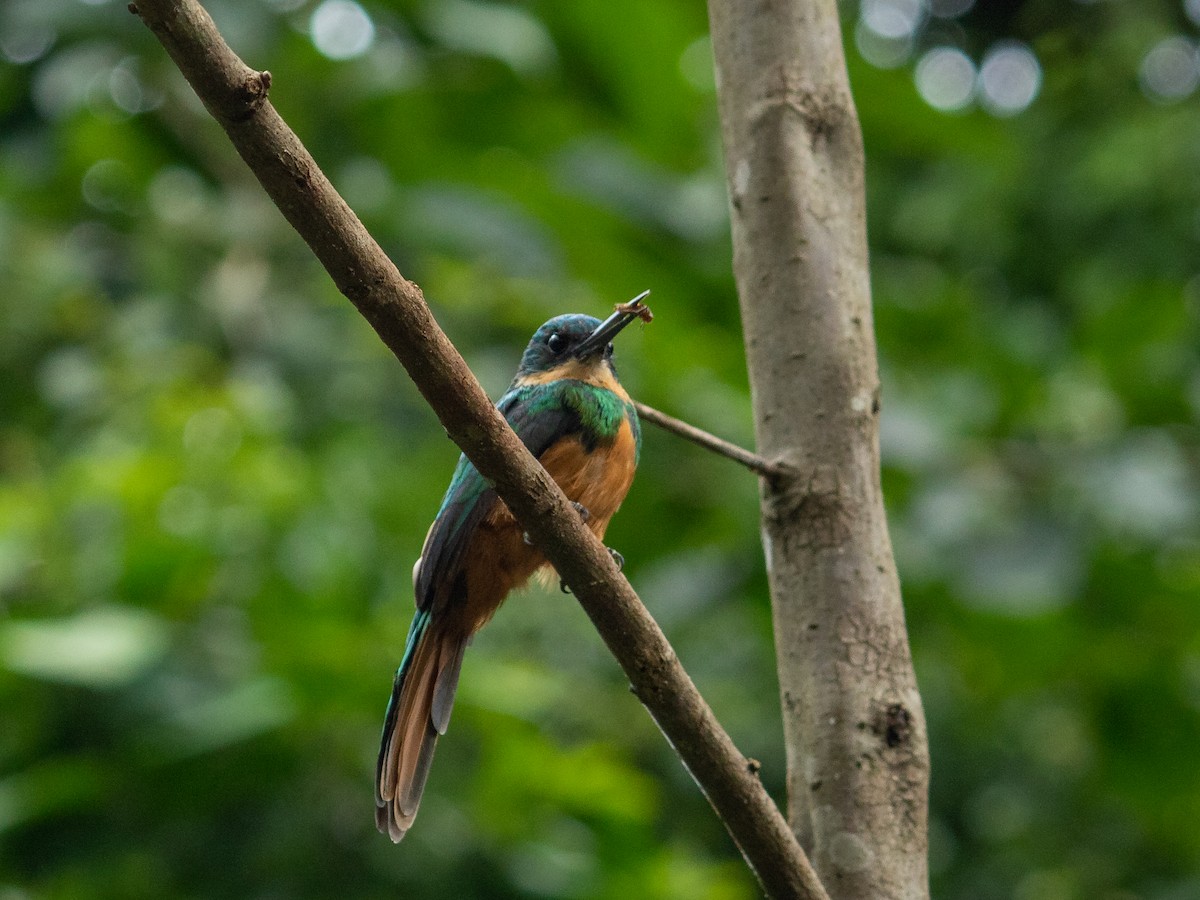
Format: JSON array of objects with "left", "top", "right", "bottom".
[{"left": 515, "top": 359, "right": 625, "bottom": 397}]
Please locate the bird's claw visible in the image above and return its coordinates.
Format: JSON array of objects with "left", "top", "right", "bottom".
[
  {"left": 560, "top": 548, "right": 623, "bottom": 594},
  {"left": 528, "top": 503, "right": 588, "bottom": 547}
]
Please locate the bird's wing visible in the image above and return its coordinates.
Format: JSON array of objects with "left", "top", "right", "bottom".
[
  {"left": 413, "top": 384, "right": 581, "bottom": 615},
  {"left": 502, "top": 383, "right": 584, "bottom": 459}
]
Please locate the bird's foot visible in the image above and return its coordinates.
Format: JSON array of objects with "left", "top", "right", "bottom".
[
  {"left": 526, "top": 503, "right": 590, "bottom": 547},
  {"left": 559, "top": 547, "right": 624, "bottom": 594}
]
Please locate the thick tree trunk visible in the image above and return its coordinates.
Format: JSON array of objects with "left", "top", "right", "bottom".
[{"left": 707, "top": 2, "right": 931, "bottom": 898}]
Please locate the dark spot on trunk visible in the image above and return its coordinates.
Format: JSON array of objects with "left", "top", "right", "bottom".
[{"left": 881, "top": 702, "right": 912, "bottom": 748}]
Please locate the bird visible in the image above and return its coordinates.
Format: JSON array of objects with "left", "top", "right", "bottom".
[{"left": 374, "top": 293, "right": 650, "bottom": 842}]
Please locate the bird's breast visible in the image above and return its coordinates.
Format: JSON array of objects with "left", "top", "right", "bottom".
[{"left": 537, "top": 415, "right": 638, "bottom": 539}]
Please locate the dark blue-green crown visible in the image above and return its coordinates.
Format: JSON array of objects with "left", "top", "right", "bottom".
[{"left": 516, "top": 314, "right": 606, "bottom": 376}]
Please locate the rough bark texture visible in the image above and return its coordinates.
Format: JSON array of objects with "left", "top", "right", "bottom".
[
  {"left": 707, "top": 1, "right": 931, "bottom": 898},
  {"left": 132, "top": 1, "right": 831, "bottom": 896}
]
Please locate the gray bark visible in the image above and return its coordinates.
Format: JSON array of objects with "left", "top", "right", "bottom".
[{"left": 707, "top": 1, "right": 931, "bottom": 898}]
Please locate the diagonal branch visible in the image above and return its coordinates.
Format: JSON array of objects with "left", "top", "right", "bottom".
[{"left": 129, "top": 1, "right": 828, "bottom": 897}]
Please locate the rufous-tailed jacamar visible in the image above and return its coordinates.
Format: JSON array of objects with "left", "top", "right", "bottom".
[{"left": 375, "top": 294, "right": 650, "bottom": 841}]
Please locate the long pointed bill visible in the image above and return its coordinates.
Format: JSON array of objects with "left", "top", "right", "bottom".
[{"left": 574, "top": 290, "right": 652, "bottom": 360}]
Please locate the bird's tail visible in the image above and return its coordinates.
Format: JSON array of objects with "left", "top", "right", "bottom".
[{"left": 374, "top": 607, "right": 467, "bottom": 841}]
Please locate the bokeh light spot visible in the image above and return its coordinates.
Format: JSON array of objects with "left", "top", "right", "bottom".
[
  {"left": 978, "top": 42, "right": 1041, "bottom": 116},
  {"left": 310, "top": 0, "right": 375, "bottom": 61},
  {"left": 679, "top": 36, "right": 716, "bottom": 92},
  {"left": 1139, "top": 36, "right": 1199, "bottom": 103},
  {"left": 108, "top": 62, "right": 144, "bottom": 115},
  {"left": 81, "top": 159, "right": 130, "bottom": 212},
  {"left": 855, "top": 19, "right": 912, "bottom": 69},
  {"left": 861, "top": 0, "right": 925, "bottom": 41},
  {"left": 336, "top": 156, "right": 394, "bottom": 215},
  {"left": 915, "top": 46, "right": 976, "bottom": 112},
  {"left": 425, "top": 0, "right": 557, "bottom": 76},
  {"left": 149, "top": 166, "right": 209, "bottom": 225},
  {"left": 1187, "top": 0, "right": 1200, "bottom": 28},
  {"left": 0, "top": 22, "right": 55, "bottom": 65},
  {"left": 32, "top": 44, "right": 115, "bottom": 120},
  {"left": 37, "top": 347, "right": 102, "bottom": 409}
]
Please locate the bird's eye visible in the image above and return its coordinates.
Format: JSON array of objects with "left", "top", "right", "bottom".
[{"left": 547, "top": 333, "right": 567, "bottom": 354}]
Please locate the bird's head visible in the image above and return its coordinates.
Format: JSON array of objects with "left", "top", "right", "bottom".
[{"left": 515, "top": 293, "right": 649, "bottom": 382}]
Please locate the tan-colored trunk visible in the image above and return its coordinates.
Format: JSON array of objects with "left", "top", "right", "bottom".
[{"left": 707, "top": 1, "right": 931, "bottom": 897}]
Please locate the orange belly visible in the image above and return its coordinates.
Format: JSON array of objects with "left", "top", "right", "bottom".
[
  {"left": 459, "top": 417, "right": 638, "bottom": 632},
  {"left": 537, "top": 417, "right": 638, "bottom": 540}
]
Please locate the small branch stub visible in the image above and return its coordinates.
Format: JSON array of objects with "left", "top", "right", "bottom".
[{"left": 230, "top": 70, "right": 272, "bottom": 121}]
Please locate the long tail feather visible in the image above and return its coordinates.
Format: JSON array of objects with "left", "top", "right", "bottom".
[
  {"left": 431, "top": 637, "right": 467, "bottom": 735},
  {"left": 374, "top": 610, "right": 468, "bottom": 842}
]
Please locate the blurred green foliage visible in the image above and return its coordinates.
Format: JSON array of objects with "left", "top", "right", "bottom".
[{"left": 2, "top": 0, "right": 1199, "bottom": 898}]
